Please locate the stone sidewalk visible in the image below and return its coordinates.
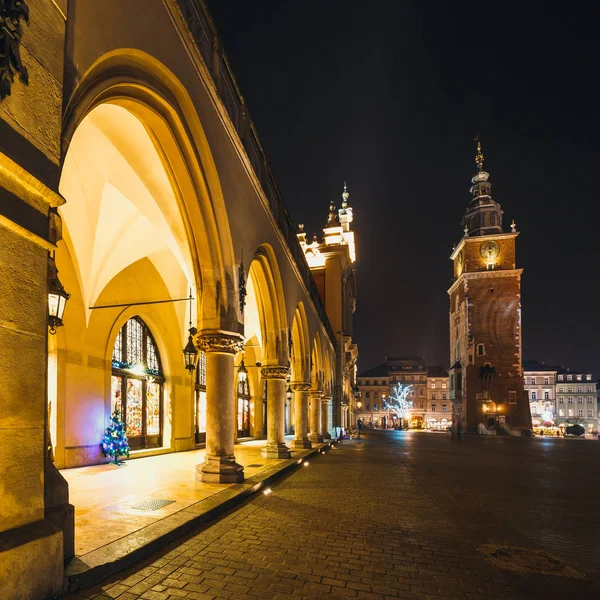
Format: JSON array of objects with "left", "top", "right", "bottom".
[{"left": 62, "top": 431, "right": 600, "bottom": 600}]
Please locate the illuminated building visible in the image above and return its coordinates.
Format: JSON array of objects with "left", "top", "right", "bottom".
[
  {"left": 555, "top": 369, "right": 598, "bottom": 434},
  {"left": 0, "top": 1, "right": 345, "bottom": 596},
  {"left": 448, "top": 141, "right": 531, "bottom": 433},
  {"left": 297, "top": 184, "right": 359, "bottom": 435},
  {"left": 426, "top": 366, "right": 450, "bottom": 430}
]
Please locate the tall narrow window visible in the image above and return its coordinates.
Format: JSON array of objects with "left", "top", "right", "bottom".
[
  {"left": 111, "top": 317, "right": 164, "bottom": 450},
  {"left": 194, "top": 351, "right": 207, "bottom": 444},
  {"left": 237, "top": 372, "right": 251, "bottom": 437}
]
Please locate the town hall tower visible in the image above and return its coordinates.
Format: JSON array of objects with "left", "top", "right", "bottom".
[{"left": 448, "top": 142, "right": 531, "bottom": 433}]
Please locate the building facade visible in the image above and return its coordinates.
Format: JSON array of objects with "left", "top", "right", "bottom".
[
  {"left": 555, "top": 370, "right": 598, "bottom": 434},
  {"left": 0, "top": 2, "right": 356, "bottom": 596},
  {"left": 523, "top": 361, "right": 559, "bottom": 429},
  {"left": 426, "top": 366, "right": 451, "bottom": 430},
  {"left": 356, "top": 358, "right": 447, "bottom": 429},
  {"left": 448, "top": 142, "right": 531, "bottom": 433},
  {"left": 298, "top": 184, "right": 359, "bottom": 435}
]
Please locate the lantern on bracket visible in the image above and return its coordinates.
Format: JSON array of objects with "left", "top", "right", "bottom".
[{"left": 48, "top": 255, "right": 70, "bottom": 334}]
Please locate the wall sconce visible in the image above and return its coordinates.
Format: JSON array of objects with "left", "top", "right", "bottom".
[{"left": 48, "top": 255, "right": 70, "bottom": 334}]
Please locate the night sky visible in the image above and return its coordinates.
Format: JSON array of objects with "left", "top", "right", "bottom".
[{"left": 207, "top": 1, "right": 600, "bottom": 374}]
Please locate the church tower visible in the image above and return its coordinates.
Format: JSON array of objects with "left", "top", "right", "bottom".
[{"left": 448, "top": 141, "right": 531, "bottom": 433}]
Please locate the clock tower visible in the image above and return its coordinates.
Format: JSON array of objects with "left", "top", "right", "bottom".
[{"left": 448, "top": 141, "right": 531, "bottom": 433}]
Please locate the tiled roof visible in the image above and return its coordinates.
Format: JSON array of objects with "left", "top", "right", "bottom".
[{"left": 358, "top": 363, "right": 389, "bottom": 378}]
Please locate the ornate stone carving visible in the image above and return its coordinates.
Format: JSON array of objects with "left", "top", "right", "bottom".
[
  {"left": 290, "top": 381, "right": 311, "bottom": 392},
  {"left": 308, "top": 389, "right": 323, "bottom": 399},
  {"left": 260, "top": 365, "right": 290, "bottom": 380},
  {"left": 0, "top": 0, "right": 30, "bottom": 101},
  {"left": 196, "top": 330, "right": 244, "bottom": 354}
]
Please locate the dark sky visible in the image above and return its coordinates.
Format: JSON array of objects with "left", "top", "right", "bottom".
[{"left": 207, "top": 1, "right": 600, "bottom": 374}]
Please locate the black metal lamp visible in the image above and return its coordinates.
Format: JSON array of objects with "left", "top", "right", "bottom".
[
  {"left": 286, "top": 382, "right": 293, "bottom": 402},
  {"left": 183, "top": 289, "right": 198, "bottom": 373},
  {"left": 48, "top": 255, "right": 70, "bottom": 334},
  {"left": 183, "top": 326, "right": 198, "bottom": 374}
]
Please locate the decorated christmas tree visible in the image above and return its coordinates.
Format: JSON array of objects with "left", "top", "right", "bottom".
[{"left": 101, "top": 409, "right": 130, "bottom": 465}]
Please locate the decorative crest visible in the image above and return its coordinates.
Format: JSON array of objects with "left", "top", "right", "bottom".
[
  {"left": 0, "top": 0, "right": 30, "bottom": 101},
  {"left": 474, "top": 133, "right": 484, "bottom": 171}
]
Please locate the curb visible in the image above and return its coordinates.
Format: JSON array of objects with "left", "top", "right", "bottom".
[{"left": 64, "top": 440, "right": 335, "bottom": 593}]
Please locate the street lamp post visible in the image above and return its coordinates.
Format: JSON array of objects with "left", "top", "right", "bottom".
[{"left": 356, "top": 400, "right": 362, "bottom": 439}]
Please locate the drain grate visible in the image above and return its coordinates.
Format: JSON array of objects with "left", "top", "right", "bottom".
[
  {"left": 132, "top": 499, "right": 175, "bottom": 511},
  {"left": 480, "top": 545, "right": 583, "bottom": 579},
  {"left": 246, "top": 464, "right": 263, "bottom": 468}
]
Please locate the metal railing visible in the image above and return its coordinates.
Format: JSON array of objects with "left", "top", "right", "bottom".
[{"left": 175, "top": 0, "right": 336, "bottom": 345}]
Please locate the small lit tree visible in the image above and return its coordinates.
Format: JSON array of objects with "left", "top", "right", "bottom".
[
  {"left": 101, "top": 409, "right": 130, "bottom": 465},
  {"left": 387, "top": 383, "right": 413, "bottom": 427}
]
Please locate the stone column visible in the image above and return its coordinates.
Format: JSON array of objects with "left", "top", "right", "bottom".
[
  {"left": 196, "top": 331, "right": 244, "bottom": 483},
  {"left": 308, "top": 390, "right": 323, "bottom": 443},
  {"left": 290, "top": 382, "right": 312, "bottom": 450},
  {"left": 261, "top": 366, "right": 291, "bottom": 459},
  {"left": 321, "top": 397, "right": 332, "bottom": 440}
]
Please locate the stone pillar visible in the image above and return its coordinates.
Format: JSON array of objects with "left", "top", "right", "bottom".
[
  {"left": 321, "top": 397, "right": 332, "bottom": 440},
  {"left": 308, "top": 390, "right": 323, "bottom": 443},
  {"left": 261, "top": 366, "right": 291, "bottom": 459},
  {"left": 196, "top": 331, "right": 244, "bottom": 483},
  {"left": 290, "top": 382, "right": 311, "bottom": 450}
]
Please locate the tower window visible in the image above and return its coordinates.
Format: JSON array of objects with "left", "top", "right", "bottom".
[
  {"left": 476, "top": 343, "right": 485, "bottom": 356},
  {"left": 484, "top": 212, "right": 491, "bottom": 227}
]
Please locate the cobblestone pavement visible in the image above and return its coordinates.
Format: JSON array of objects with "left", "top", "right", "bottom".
[{"left": 65, "top": 431, "right": 600, "bottom": 600}]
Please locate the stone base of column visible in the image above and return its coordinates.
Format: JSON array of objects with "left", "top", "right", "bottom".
[
  {"left": 197, "top": 454, "right": 244, "bottom": 483},
  {"left": 322, "top": 432, "right": 332, "bottom": 441},
  {"left": 290, "top": 439, "right": 312, "bottom": 450},
  {"left": 309, "top": 433, "right": 324, "bottom": 444},
  {"left": 261, "top": 442, "right": 291, "bottom": 459},
  {"left": 0, "top": 520, "right": 64, "bottom": 600}
]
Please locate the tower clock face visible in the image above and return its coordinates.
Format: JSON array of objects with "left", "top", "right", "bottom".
[{"left": 480, "top": 240, "right": 500, "bottom": 260}]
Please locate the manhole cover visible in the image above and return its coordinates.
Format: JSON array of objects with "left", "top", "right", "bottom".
[
  {"left": 246, "top": 464, "right": 263, "bottom": 468},
  {"left": 480, "top": 545, "right": 583, "bottom": 579},
  {"left": 132, "top": 499, "right": 175, "bottom": 511}
]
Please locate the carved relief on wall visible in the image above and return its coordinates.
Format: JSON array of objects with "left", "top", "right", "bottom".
[{"left": 0, "top": 0, "right": 30, "bottom": 101}]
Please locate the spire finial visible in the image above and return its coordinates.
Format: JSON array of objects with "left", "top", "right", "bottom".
[
  {"left": 474, "top": 133, "right": 484, "bottom": 171},
  {"left": 341, "top": 181, "right": 349, "bottom": 209}
]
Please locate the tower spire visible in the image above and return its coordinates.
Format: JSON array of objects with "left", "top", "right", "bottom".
[
  {"left": 341, "top": 181, "right": 349, "bottom": 211},
  {"left": 474, "top": 134, "right": 484, "bottom": 171}
]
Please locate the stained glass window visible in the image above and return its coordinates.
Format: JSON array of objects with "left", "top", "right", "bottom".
[
  {"left": 146, "top": 382, "right": 161, "bottom": 435},
  {"left": 194, "top": 352, "right": 207, "bottom": 443},
  {"left": 197, "top": 351, "right": 206, "bottom": 387},
  {"left": 126, "top": 318, "right": 144, "bottom": 366},
  {"left": 111, "top": 317, "right": 163, "bottom": 449},
  {"left": 126, "top": 379, "right": 143, "bottom": 436},
  {"left": 111, "top": 375, "right": 122, "bottom": 414}
]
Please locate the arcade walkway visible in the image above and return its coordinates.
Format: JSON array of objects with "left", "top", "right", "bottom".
[
  {"left": 62, "top": 437, "right": 298, "bottom": 556},
  {"left": 65, "top": 431, "right": 600, "bottom": 600}
]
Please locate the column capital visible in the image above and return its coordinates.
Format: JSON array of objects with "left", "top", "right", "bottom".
[
  {"left": 197, "top": 330, "right": 244, "bottom": 354},
  {"left": 308, "top": 389, "right": 323, "bottom": 399},
  {"left": 290, "top": 381, "right": 311, "bottom": 392},
  {"left": 322, "top": 396, "right": 332, "bottom": 403},
  {"left": 261, "top": 365, "right": 290, "bottom": 380}
]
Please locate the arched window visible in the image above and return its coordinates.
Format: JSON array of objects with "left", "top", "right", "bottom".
[
  {"left": 238, "top": 371, "right": 251, "bottom": 438},
  {"left": 194, "top": 351, "right": 207, "bottom": 444},
  {"left": 484, "top": 212, "right": 491, "bottom": 227},
  {"left": 111, "top": 317, "right": 164, "bottom": 450},
  {"left": 469, "top": 216, "right": 476, "bottom": 231}
]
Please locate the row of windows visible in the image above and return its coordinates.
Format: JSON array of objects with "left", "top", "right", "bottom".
[
  {"left": 526, "top": 377, "right": 551, "bottom": 385},
  {"left": 557, "top": 374, "right": 592, "bottom": 382},
  {"left": 361, "top": 403, "right": 448, "bottom": 413},
  {"left": 558, "top": 397, "right": 596, "bottom": 404},
  {"left": 530, "top": 391, "right": 551, "bottom": 400},
  {"left": 557, "top": 386, "right": 594, "bottom": 393},
  {"left": 358, "top": 376, "right": 431, "bottom": 386},
  {"left": 558, "top": 409, "right": 595, "bottom": 418}
]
